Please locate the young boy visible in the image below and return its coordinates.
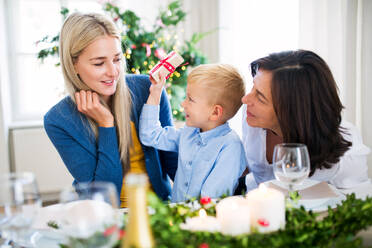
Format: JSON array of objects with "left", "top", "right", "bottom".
[{"left": 139, "top": 64, "right": 247, "bottom": 202}]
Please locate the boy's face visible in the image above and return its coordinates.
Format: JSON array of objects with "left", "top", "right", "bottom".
[{"left": 181, "top": 82, "right": 215, "bottom": 132}]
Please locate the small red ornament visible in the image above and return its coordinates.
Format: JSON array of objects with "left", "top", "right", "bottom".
[
  {"left": 200, "top": 196, "right": 211, "bottom": 205},
  {"left": 119, "top": 229, "right": 126, "bottom": 239},
  {"left": 199, "top": 243, "right": 209, "bottom": 248},
  {"left": 257, "top": 218, "right": 270, "bottom": 227},
  {"left": 103, "top": 225, "right": 118, "bottom": 237}
]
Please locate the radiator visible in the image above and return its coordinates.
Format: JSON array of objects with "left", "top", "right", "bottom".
[{"left": 9, "top": 127, "right": 73, "bottom": 195}]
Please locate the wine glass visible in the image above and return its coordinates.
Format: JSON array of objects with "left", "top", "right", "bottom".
[
  {"left": 59, "top": 182, "right": 121, "bottom": 248},
  {"left": 272, "top": 143, "right": 310, "bottom": 194},
  {"left": 0, "top": 172, "right": 42, "bottom": 247}
]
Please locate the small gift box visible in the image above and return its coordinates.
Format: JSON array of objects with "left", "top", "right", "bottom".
[{"left": 149, "top": 51, "right": 184, "bottom": 82}]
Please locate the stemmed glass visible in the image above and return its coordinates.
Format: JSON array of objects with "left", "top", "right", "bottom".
[
  {"left": 59, "top": 182, "right": 121, "bottom": 248},
  {"left": 0, "top": 172, "right": 42, "bottom": 247},
  {"left": 272, "top": 143, "right": 311, "bottom": 194}
]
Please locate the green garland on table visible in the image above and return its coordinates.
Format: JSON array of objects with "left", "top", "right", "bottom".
[
  {"left": 146, "top": 193, "right": 372, "bottom": 248},
  {"left": 57, "top": 193, "right": 372, "bottom": 248}
]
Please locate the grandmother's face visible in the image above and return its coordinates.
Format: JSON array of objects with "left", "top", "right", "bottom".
[{"left": 241, "top": 69, "right": 280, "bottom": 134}]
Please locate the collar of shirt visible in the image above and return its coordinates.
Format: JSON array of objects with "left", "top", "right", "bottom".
[{"left": 193, "top": 122, "right": 232, "bottom": 145}]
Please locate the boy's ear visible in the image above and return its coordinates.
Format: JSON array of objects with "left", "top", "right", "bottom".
[{"left": 210, "top": 104, "right": 223, "bottom": 121}]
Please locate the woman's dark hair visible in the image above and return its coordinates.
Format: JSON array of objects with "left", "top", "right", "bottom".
[{"left": 250, "top": 50, "right": 352, "bottom": 175}]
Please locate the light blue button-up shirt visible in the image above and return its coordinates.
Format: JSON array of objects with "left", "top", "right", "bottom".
[{"left": 140, "top": 104, "right": 247, "bottom": 202}]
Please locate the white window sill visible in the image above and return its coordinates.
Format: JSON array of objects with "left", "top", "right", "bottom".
[{"left": 9, "top": 120, "right": 43, "bottom": 130}]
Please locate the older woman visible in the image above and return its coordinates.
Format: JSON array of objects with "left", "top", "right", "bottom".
[
  {"left": 44, "top": 13, "right": 177, "bottom": 207},
  {"left": 241, "top": 50, "right": 370, "bottom": 191}
]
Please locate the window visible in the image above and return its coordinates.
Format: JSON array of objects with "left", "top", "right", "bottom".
[{"left": 6, "top": 0, "right": 103, "bottom": 122}]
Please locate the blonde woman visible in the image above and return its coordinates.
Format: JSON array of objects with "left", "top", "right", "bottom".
[{"left": 44, "top": 13, "right": 177, "bottom": 207}]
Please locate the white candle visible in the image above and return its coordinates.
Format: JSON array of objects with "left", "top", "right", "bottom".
[
  {"left": 216, "top": 196, "right": 250, "bottom": 235},
  {"left": 246, "top": 184, "right": 285, "bottom": 233},
  {"left": 180, "top": 209, "right": 221, "bottom": 232}
]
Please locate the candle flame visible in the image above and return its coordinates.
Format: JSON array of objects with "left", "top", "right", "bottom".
[
  {"left": 258, "top": 183, "right": 268, "bottom": 193},
  {"left": 199, "top": 209, "right": 207, "bottom": 218}
]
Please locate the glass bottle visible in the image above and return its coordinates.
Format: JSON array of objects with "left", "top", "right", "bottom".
[{"left": 122, "top": 173, "right": 154, "bottom": 248}]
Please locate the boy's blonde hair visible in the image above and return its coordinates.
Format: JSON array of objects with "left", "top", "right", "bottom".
[{"left": 188, "top": 64, "right": 245, "bottom": 121}]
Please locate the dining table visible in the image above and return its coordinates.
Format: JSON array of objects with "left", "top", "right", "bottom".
[{"left": 29, "top": 180, "right": 372, "bottom": 247}]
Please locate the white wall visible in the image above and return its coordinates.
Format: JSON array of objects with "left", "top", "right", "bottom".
[
  {"left": 9, "top": 127, "right": 73, "bottom": 193},
  {"left": 361, "top": 0, "right": 372, "bottom": 179}
]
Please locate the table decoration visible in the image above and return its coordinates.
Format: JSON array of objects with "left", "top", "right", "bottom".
[
  {"left": 216, "top": 196, "right": 250, "bottom": 235},
  {"left": 146, "top": 193, "right": 372, "bottom": 248},
  {"left": 246, "top": 184, "right": 285, "bottom": 233},
  {"left": 180, "top": 209, "right": 220, "bottom": 232},
  {"left": 36, "top": 192, "right": 372, "bottom": 248}
]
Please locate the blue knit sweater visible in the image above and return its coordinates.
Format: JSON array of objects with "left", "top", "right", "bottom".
[{"left": 44, "top": 74, "right": 178, "bottom": 201}]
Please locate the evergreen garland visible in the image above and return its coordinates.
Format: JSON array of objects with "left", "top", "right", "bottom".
[
  {"left": 146, "top": 193, "right": 372, "bottom": 248},
  {"left": 56, "top": 193, "right": 372, "bottom": 248}
]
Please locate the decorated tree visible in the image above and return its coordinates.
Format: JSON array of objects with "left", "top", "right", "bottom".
[{"left": 37, "top": 1, "right": 209, "bottom": 121}]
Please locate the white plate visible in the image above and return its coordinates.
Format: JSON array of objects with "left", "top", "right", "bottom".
[
  {"left": 32, "top": 201, "right": 126, "bottom": 243},
  {"left": 31, "top": 203, "right": 66, "bottom": 240},
  {"left": 265, "top": 179, "right": 346, "bottom": 212},
  {"left": 30, "top": 230, "right": 64, "bottom": 248}
]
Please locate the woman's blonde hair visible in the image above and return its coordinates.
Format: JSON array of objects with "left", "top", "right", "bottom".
[{"left": 60, "top": 12, "right": 132, "bottom": 173}]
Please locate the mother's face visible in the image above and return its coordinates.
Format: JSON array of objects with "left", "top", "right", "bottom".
[{"left": 241, "top": 69, "right": 280, "bottom": 134}]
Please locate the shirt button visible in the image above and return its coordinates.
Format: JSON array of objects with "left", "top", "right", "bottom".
[{"left": 185, "top": 182, "right": 189, "bottom": 187}]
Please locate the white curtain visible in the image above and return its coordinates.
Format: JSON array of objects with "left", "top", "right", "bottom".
[
  {"left": 0, "top": 0, "right": 11, "bottom": 173},
  {"left": 298, "top": 0, "right": 372, "bottom": 177}
]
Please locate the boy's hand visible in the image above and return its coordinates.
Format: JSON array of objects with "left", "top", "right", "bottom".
[
  {"left": 147, "top": 72, "right": 166, "bottom": 105},
  {"left": 75, "top": 90, "right": 114, "bottom": 127}
]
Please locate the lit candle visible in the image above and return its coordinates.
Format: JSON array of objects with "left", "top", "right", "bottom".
[
  {"left": 180, "top": 209, "right": 220, "bottom": 232},
  {"left": 216, "top": 196, "right": 250, "bottom": 235},
  {"left": 246, "top": 184, "right": 285, "bottom": 233}
]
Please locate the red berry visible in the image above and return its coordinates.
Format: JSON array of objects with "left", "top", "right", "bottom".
[
  {"left": 257, "top": 218, "right": 270, "bottom": 227},
  {"left": 103, "top": 226, "right": 118, "bottom": 237},
  {"left": 119, "top": 229, "right": 126, "bottom": 239},
  {"left": 200, "top": 197, "right": 211, "bottom": 205},
  {"left": 199, "top": 243, "right": 209, "bottom": 248}
]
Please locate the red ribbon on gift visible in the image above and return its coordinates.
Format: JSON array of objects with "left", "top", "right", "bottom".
[{"left": 150, "top": 51, "right": 177, "bottom": 79}]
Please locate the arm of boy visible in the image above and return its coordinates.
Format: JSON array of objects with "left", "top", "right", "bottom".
[
  {"left": 146, "top": 73, "right": 166, "bottom": 105},
  {"left": 200, "top": 140, "right": 247, "bottom": 198},
  {"left": 139, "top": 73, "right": 181, "bottom": 152}
]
